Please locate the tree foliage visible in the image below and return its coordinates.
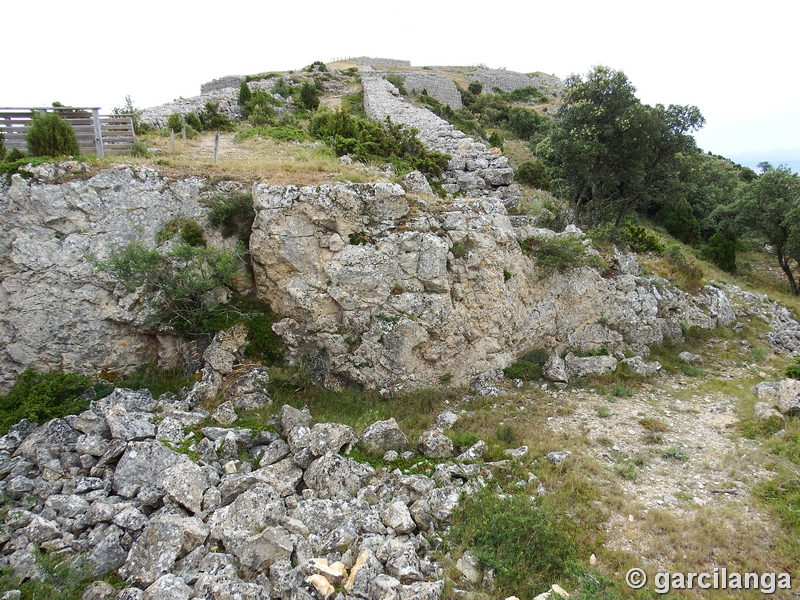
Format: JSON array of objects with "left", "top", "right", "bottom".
[
  {"left": 726, "top": 164, "right": 800, "bottom": 294},
  {"left": 26, "top": 112, "right": 81, "bottom": 157},
  {"left": 98, "top": 242, "right": 244, "bottom": 338},
  {"left": 544, "top": 66, "right": 704, "bottom": 228}
]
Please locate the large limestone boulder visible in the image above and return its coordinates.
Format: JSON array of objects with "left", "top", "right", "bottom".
[
  {"left": 357, "top": 418, "right": 408, "bottom": 455},
  {"left": 754, "top": 379, "right": 800, "bottom": 414}
]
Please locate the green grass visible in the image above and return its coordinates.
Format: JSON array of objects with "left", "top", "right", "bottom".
[{"left": 449, "top": 486, "right": 577, "bottom": 597}]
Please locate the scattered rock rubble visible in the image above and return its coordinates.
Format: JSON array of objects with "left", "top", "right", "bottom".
[{"left": 0, "top": 328, "right": 535, "bottom": 600}]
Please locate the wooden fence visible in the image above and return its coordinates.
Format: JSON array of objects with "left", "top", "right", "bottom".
[{"left": 0, "top": 107, "right": 135, "bottom": 158}]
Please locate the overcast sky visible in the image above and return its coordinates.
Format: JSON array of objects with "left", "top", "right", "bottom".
[{"left": 5, "top": 0, "right": 798, "bottom": 160}]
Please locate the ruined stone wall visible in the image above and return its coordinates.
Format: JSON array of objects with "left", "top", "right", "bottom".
[
  {"left": 361, "top": 74, "right": 516, "bottom": 202},
  {"left": 401, "top": 73, "right": 463, "bottom": 109}
]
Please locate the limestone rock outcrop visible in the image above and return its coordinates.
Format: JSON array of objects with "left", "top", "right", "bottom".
[
  {"left": 0, "top": 164, "right": 243, "bottom": 392},
  {"left": 249, "top": 181, "right": 736, "bottom": 391}
]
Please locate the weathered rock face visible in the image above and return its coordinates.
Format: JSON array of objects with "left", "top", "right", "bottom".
[
  {"left": 249, "top": 181, "right": 735, "bottom": 391},
  {"left": 0, "top": 163, "right": 242, "bottom": 392}
]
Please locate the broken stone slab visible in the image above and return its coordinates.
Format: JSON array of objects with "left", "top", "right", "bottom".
[
  {"left": 381, "top": 501, "right": 416, "bottom": 535},
  {"left": 417, "top": 428, "right": 453, "bottom": 458},
  {"left": 621, "top": 356, "right": 662, "bottom": 376},
  {"left": 434, "top": 411, "right": 458, "bottom": 429},
  {"left": 357, "top": 418, "right": 408, "bottom": 455},
  {"left": 211, "top": 401, "right": 238, "bottom": 426},
  {"left": 754, "top": 379, "right": 800, "bottom": 414},
  {"left": 546, "top": 451, "right": 571, "bottom": 465},
  {"left": 303, "top": 453, "right": 375, "bottom": 499},
  {"left": 281, "top": 405, "right": 312, "bottom": 432},
  {"left": 564, "top": 353, "right": 618, "bottom": 378},
  {"left": 679, "top": 351, "right": 701, "bottom": 363},
  {"left": 105, "top": 404, "right": 156, "bottom": 442},
  {"left": 112, "top": 440, "right": 182, "bottom": 498},
  {"left": 456, "top": 440, "right": 487, "bottom": 462},
  {"left": 543, "top": 355, "right": 568, "bottom": 383}
]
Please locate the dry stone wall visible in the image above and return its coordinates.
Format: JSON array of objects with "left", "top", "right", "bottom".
[
  {"left": 248, "top": 181, "right": 736, "bottom": 391},
  {"left": 467, "top": 67, "right": 563, "bottom": 96},
  {"left": 400, "top": 72, "right": 463, "bottom": 109},
  {"left": 361, "top": 73, "right": 516, "bottom": 201}
]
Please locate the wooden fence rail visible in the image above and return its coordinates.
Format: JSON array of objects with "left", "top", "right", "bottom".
[{"left": 0, "top": 107, "right": 136, "bottom": 158}]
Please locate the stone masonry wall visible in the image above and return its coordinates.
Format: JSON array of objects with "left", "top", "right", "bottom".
[
  {"left": 361, "top": 73, "right": 516, "bottom": 202},
  {"left": 401, "top": 73, "right": 463, "bottom": 110}
]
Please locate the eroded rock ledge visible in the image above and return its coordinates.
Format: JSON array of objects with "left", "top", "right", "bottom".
[{"left": 249, "top": 181, "right": 736, "bottom": 391}]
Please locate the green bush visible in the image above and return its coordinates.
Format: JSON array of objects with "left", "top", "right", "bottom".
[
  {"left": 199, "top": 102, "right": 235, "bottom": 132},
  {"left": 515, "top": 160, "right": 550, "bottom": 189},
  {"left": 658, "top": 196, "right": 699, "bottom": 244},
  {"left": 503, "top": 348, "right": 548, "bottom": 380},
  {"left": 520, "top": 235, "right": 606, "bottom": 277},
  {"left": 238, "top": 81, "right": 252, "bottom": 106},
  {"left": 450, "top": 486, "right": 576, "bottom": 597},
  {"left": 235, "top": 125, "right": 306, "bottom": 143},
  {"left": 157, "top": 218, "right": 206, "bottom": 247},
  {"left": 786, "top": 357, "right": 800, "bottom": 379},
  {"left": 274, "top": 77, "right": 294, "bottom": 99},
  {"left": 97, "top": 242, "right": 243, "bottom": 339},
  {"left": 206, "top": 191, "right": 256, "bottom": 243},
  {"left": 467, "top": 81, "right": 483, "bottom": 95},
  {"left": 6, "top": 147, "right": 25, "bottom": 162},
  {"left": 622, "top": 219, "right": 665, "bottom": 254},
  {"left": 309, "top": 109, "right": 449, "bottom": 177},
  {"left": 702, "top": 231, "right": 737, "bottom": 273},
  {"left": 298, "top": 82, "right": 321, "bottom": 110},
  {"left": 26, "top": 112, "right": 80, "bottom": 157},
  {"left": 0, "top": 132, "right": 5, "bottom": 161},
  {"left": 488, "top": 131, "right": 504, "bottom": 151},
  {"left": 166, "top": 113, "right": 184, "bottom": 132},
  {"left": 130, "top": 141, "right": 149, "bottom": 157},
  {"left": 185, "top": 112, "right": 203, "bottom": 132},
  {"left": 0, "top": 369, "right": 94, "bottom": 434},
  {"left": 507, "top": 107, "right": 547, "bottom": 139}
]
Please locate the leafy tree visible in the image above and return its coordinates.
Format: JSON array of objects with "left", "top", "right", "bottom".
[
  {"left": 299, "top": 82, "right": 321, "bottom": 110},
  {"left": 702, "top": 231, "right": 737, "bottom": 273},
  {"left": 515, "top": 160, "right": 551, "bottom": 189},
  {"left": 728, "top": 165, "right": 800, "bottom": 294},
  {"left": 238, "top": 81, "right": 252, "bottom": 106},
  {"left": 113, "top": 95, "right": 145, "bottom": 135},
  {"left": 658, "top": 196, "right": 699, "bottom": 244},
  {"left": 26, "top": 112, "right": 81, "bottom": 157},
  {"left": 507, "top": 107, "right": 546, "bottom": 140},
  {"left": 544, "top": 66, "right": 704, "bottom": 228},
  {"left": 468, "top": 81, "right": 483, "bottom": 96}
]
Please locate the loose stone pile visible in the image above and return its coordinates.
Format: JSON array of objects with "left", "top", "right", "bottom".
[
  {"left": 0, "top": 328, "right": 519, "bottom": 600},
  {"left": 361, "top": 72, "right": 518, "bottom": 204}
]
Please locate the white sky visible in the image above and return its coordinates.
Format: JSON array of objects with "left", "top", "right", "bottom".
[{"left": 4, "top": 0, "right": 798, "bottom": 159}]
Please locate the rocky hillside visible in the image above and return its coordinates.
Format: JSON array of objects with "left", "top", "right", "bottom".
[{"left": 2, "top": 57, "right": 800, "bottom": 600}]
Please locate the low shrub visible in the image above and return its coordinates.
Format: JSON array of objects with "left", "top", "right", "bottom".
[
  {"left": 786, "top": 357, "right": 800, "bottom": 379},
  {"left": 157, "top": 218, "right": 206, "bottom": 247},
  {"left": 235, "top": 125, "right": 306, "bottom": 143},
  {"left": 185, "top": 112, "right": 203, "bottom": 132},
  {"left": 0, "top": 132, "right": 5, "bottom": 161},
  {"left": 0, "top": 369, "right": 94, "bottom": 434},
  {"left": 206, "top": 191, "right": 256, "bottom": 243},
  {"left": 659, "top": 196, "right": 699, "bottom": 244},
  {"left": 503, "top": 348, "right": 548, "bottom": 381},
  {"left": 309, "top": 109, "right": 449, "bottom": 177},
  {"left": 97, "top": 242, "right": 243, "bottom": 339},
  {"left": 519, "top": 235, "right": 606, "bottom": 277},
  {"left": 621, "top": 219, "right": 665, "bottom": 254},
  {"left": 299, "top": 82, "right": 321, "bottom": 110},
  {"left": 515, "top": 160, "right": 550, "bottom": 189},
  {"left": 26, "top": 112, "right": 80, "bottom": 157},
  {"left": 199, "top": 102, "right": 235, "bottom": 132},
  {"left": 702, "top": 231, "right": 737, "bottom": 274},
  {"left": 166, "top": 113, "right": 184, "bottom": 132}
]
